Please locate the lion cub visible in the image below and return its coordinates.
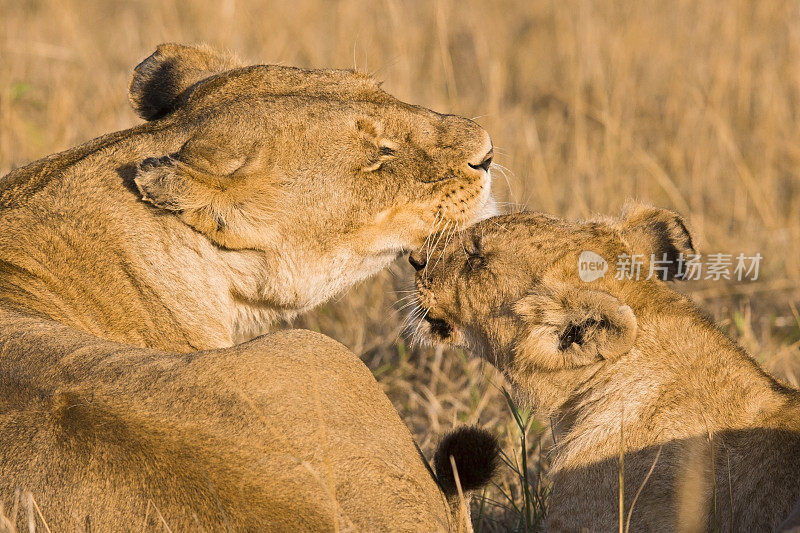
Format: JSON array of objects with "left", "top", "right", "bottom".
[{"left": 409, "top": 205, "right": 800, "bottom": 531}]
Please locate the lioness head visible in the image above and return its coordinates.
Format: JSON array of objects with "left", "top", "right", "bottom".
[
  {"left": 409, "top": 205, "right": 695, "bottom": 394},
  {"left": 130, "top": 43, "right": 495, "bottom": 311}
]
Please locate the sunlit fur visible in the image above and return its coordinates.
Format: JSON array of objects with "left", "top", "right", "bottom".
[
  {"left": 411, "top": 206, "right": 800, "bottom": 531},
  {"left": 0, "top": 43, "right": 497, "bottom": 530},
  {"left": 0, "top": 321, "right": 491, "bottom": 531},
  {"left": 0, "top": 42, "right": 495, "bottom": 350}
]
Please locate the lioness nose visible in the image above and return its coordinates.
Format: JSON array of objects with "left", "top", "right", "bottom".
[
  {"left": 468, "top": 149, "right": 493, "bottom": 172},
  {"left": 409, "top": 250, "right": 427, "bottom": 271}
]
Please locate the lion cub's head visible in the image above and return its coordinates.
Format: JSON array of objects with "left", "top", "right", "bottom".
[
  {"left": 409, "top": 205, "right": 696, "bottom": 398},
  {"left": 129, "top": 43, "right": 494, "bottom": 310}
]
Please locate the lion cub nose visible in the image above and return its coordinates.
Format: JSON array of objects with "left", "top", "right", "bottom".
[
  {"left": 468, "top": 149, "right": 493, "bottom": 172},
  {"left": 409, "top": 250, "right": 427, "bottom": 271}
]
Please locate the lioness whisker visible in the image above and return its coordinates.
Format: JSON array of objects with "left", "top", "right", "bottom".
[
  {"left": 492, "top": 165, "right": 516, "bottom": 204},
  {"left": 430, "top": 220, "right": 454, "bottom": 271},
  {"left": 436, "top": 219, "right": 460, "bottom": 270},
  {"left": 424, "top": 213, "right": 448, "bottom": 269}
]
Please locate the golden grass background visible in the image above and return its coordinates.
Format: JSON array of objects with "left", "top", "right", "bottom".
[{"left": 2, "top": 0, "right": 800, "bottom": 529}]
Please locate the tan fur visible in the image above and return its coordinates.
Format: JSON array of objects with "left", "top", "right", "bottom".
[
  {"left": 0, "top": 44, "right": 496, "bottom": 530},
  {"left": 0, "top": 308, "right": 473, "bottom": 531},
  {"left": 412, "top": 207, "right": 800, "bottom": 531},
  {"left": 0, "top": 42, "right": 495, "bottom": 350}
]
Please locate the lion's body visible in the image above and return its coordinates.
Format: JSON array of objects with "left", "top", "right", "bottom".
[
  {"left": 412, "top": 209, "right": 800, "bottom": 531},
  {"left": 544, "top": 302, "right": 800, "bottom": 532},
  {"left": 0, "top": 311, "right": 458, "bottom": 531},
  {"left": 0, "top": 44, "right": 497, "bottom": 530}
]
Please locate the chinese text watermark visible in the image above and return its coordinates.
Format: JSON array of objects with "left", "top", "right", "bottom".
[{"left": 578, "top": 252, "right": 762, "bottom": 282}]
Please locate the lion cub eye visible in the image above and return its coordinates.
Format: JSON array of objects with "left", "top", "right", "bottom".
[
  {"left": 463, "top": 246, "right": 485, "bottom": 271},
  {"left": 466, "top": 253, "right": 485, "bottom": 271},
  {"left": 463, "top": 234, "right": 486, "bottom": 271},
  {"left": 379, "top": 145, "right": 396, "bottom": 156}
]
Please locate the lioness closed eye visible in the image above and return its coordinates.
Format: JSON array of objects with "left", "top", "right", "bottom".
[{"left": 410, "top": 206, "right": 800, "bottom": 532}]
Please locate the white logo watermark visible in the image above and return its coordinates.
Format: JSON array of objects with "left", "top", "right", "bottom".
[
  {"left": 578, "top": 251, "right": 762, "bottom": 282},
  {"left": 578, "top": 250, "right": 608, "bottom": 282}
]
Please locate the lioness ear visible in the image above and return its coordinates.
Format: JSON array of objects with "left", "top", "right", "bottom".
[
  {"left": 135, "top": 132, "right": 269, "bottom": 248},
  {"left": 514, "top": 282, "right": 637, "bottom": 370},
  {"left": 129, "top": 43, "right": 242, "bottom": 120},
  {"left": 619, "top": 203, "right": 697, "bottom": 280}
]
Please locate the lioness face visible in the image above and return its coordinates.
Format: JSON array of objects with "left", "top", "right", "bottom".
[
  {"left": 131, "top": 44, "right": 495, "bottom": 310},
  {"left": 409, "top": 207, "right": 694, "bottom": 376}
]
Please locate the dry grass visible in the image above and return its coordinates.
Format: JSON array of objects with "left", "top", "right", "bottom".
[{"left": 2, "top": 0, "right": 800, "bottom": 530}]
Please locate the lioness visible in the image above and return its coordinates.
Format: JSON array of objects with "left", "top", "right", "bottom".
[
  {"left": 0, "top": 43, "right": 495, "bottom": 349},
  {"left": 0, "top": 44, "right": 497, "bottom": 530},
  {"left": 410, "top": 206, "right": 800, "bottom": 531}
]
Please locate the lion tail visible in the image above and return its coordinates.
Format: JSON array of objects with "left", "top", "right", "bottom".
[{"left": 433, "top": 426, "right": 499, "bottom": 499}]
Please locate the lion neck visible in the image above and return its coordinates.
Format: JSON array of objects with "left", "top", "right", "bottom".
[{"left": 139, "top": 222, "right": 402, "bottom": 349}]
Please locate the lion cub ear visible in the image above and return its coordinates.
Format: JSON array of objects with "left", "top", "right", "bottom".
[
  {"left": 129, "top": 43, "right": 242, "bottom": 120},
  {"left": 514, "top": 282, "right": 637, "bottom": 371},
  {"left": 135, "top": 132, "right": 268, "bottom": 249},
  {"left": 619, "top": 203, "right": 697, "bottom": 280}
]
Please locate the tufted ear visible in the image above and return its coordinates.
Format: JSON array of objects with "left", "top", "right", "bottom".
[
  {"left": 128, "top": 43, "right": 242, "bottom": 120},
  {"left": 134, "top": 131, "right": 273, "bottom": 249},
  {"left": 619, "top": 203, "right": 697, "bottom": 280},
  {"left": 514, "top": 282, "right": 637, "bottom": 371}
]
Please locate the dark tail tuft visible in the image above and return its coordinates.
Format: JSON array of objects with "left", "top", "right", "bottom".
[{"left": 433, "top": 426, "right": 500, "bottom": 496}]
